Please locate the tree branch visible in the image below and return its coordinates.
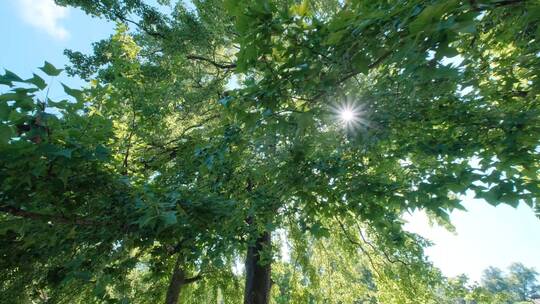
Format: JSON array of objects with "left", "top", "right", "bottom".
[
  {"left": 335, "top": 217, "right": 381, "bottom": 277},
  {"left": 186, "top": 55, "right": 237, "bottom": 69},
  {"left": 184, "top": 275, "right": 202, "bottom": 284},
  {"left": 0, "top": 206, "right": 96, "bottom": 226},
  {"left": 306, "top": 47, "right": 395, "bottom": 102},
  {"left": 355, "top": 222, "right": 409, "bottom": 266}
]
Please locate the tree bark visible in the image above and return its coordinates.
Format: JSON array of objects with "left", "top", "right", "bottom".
[
  {"left": 165, "top": 258, "right": 185, "bottom": 304},
  {"left": 243, "top": 230, "right": 272, "bottom": 304}
]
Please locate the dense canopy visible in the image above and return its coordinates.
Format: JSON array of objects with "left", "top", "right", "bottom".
[{"left": 1, "top": 0, "right": 539, "bottom": 303}]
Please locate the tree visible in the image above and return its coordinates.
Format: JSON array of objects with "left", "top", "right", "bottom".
[
  {"left": 483, "top": 267, "right": 511, "bottom": 294},
  {"left": 507, "top": 263, "right": 540, "bottom": 301},
  {"left": 437, "top": 263, "right": 540, "bottom": 304},
  {"left": 1, "top": 0, "right": 540, "bottom": 303},
  {"left": 479, "top": 263, "right": 540, "bottom": 303}
]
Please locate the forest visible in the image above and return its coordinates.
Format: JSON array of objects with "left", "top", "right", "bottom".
[{"left": 1, "top": 0, "right": 540, "bottom": 303}]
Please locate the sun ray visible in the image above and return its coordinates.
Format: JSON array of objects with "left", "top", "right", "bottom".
[{"left": 329, "top": 99, "right": 369, "bottom": 133}]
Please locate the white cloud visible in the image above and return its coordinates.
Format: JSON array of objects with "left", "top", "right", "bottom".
[{"left": 18, "top": 0, "right": 70, "bottom": 40}]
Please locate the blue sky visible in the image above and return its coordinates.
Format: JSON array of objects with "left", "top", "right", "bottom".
[
  {"left": 0, "top": 0, "right": 113, "bottom": 97},
  {"left": 405, "top": 193, "right": 540, "bottom": 281},
  {"left": 1, "top": 0, "right": 539, "bottom": 283}
]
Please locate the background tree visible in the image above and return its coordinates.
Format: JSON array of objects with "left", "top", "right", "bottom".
[
  {"left": 481, "top": 263, "right": 540, "bottom": 303},
  {"left": 439, "top": 263, "right": 539, "bottom": 304}
]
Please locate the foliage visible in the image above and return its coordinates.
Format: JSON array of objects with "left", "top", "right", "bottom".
[{"left": 442, "top": 263, "right": 540, "bottom": 304}]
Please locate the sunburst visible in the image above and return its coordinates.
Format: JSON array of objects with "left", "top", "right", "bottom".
[{"left": 329, "top": 100, "right": 369, "bottom": 132}]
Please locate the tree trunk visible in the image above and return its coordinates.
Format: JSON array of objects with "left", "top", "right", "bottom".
[
  {"left": 244, "top": 230, "right": 272, "bottom": 304},
  {"left": 165, "top": 257, "right": 185, "bottom": 304}
]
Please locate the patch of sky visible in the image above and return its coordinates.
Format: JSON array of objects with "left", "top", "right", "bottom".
[
  {"left": 0, "top": 0, "right": 115, "bottom": 98},
  {"left": 404, "top": 190, "right": 540, "bottom": 281}
]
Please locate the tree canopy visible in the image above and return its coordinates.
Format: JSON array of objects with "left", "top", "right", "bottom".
[{"left": 1, "top": 0, "right": 539, "bottom": 303}]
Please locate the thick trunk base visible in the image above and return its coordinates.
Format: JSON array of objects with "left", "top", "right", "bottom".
[
  {"left": 165, "top": 259, "right": 185, "bottom": 304},
  {"left": 244, "top": 231, "right": 272, "bottom": 304}
]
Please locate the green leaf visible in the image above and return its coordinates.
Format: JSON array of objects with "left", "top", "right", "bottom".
[
  {"left": 310, "top": 223, "right": 330, "bottom": 238},
  {"left": 299, "top": 0, "right": 309, "bottom": 16},
  {"left": 476, "top": 190, "right": 500, "bottom": 206},
  {"left": 73, "top": 271, "right": 92, "bottom": 282},
  {"left": 0, "top": 124, "right": 13, "bottom": 144},
  {"left": 263, "top": 108, "right": 273, "bottom": 117},
  {"left": 436, "top": 44, "right": 459, "bottom": 58},
  {"left": 137, "top": 214, "right": 156, "bottom": 228},
  {"left": 15, "top": 97, "right": 35, "bottom": 112},
  {"left": 0, "top": 92, "right": 25, "bottom": 103},
  {"left": 62, "top": 83, "right": 84, "bottom": 101},
  {"left": 0, "top": 69, "right": 23, "bottom": 86},
  {"left": 48, "top": 99, "right": 71, "bottom": 110},
  {"left": 296, "top": 112, "right": 313, "bottom": 135},
  {"left": 40, "top": 144, "right": 73, "bottom": 158},
  {"left": 54, "top": 149, "right": 73, "bottom": 158},
  {"left": 219, "top": 96, "right": 233, "bottom": 107},
  {"left": 454, "top": 21, "right": 476, "bottom": 34},
  {"left": 95, "top": 144, "right": 109, "bottom": 160},
  {"left": 119, "top": 298, "right": 130, "bottom": 304},
  {"left": 409, "top": 0, "right": 459, "bottom": 34},
  {"left": 39, "top": 61, "right": 63, "bottom": 76},
  {"left": 0, "top": 102, "right": 10, "bottom": 121},
  {"left": 94, "top": 278, "right": 108, "bottom": 298},
  {"left": 352, "top": 53, "right": 371, "bottom": 73},
  {"left": 161, "top": 211, "right": 177, "bottom": 226},
  {"left": 25, "top": 73, "right": 47, "bottom": 90},
  {"left": 325, "top": 29, "right": 347, "bottom": 45},
  {"left": 236, "top": 14, "right": 252, "bottom": 35},
  {"left": 223, "top": 0, "right": 241, "bottom": 15},
  {"left": 291, "top": 0, "right": 309, "bottom": 16}
]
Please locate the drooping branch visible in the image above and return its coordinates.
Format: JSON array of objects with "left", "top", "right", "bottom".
[
  {"left": 305, "top": 47, "right": 395, "bottom": 102},
  {"left": 354, "top": 221, "right": 409, "bottom": 267},
  {"left": 490, "top": 0, "right": 525, "bottom": 8},
  {"left": 186, "top": 55, "right": 237, "bottom": 70},
  {"left": 0, "top": 206, "right": 97, "bottom": 226},
  {"left": 107, "top": 4, "right": 237, "bottom": 70},
  {"left": 144, "top": 113, "right": 220, "bottom": 160},
  {"left": 335, "top": 217, "right": 381, "bottom": 278},
  {"left": 353, "top": 221, "right": 417, "bottom": 293},
  {"left": 184, "top": 275, "right": 202, "bottom": 284}
]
